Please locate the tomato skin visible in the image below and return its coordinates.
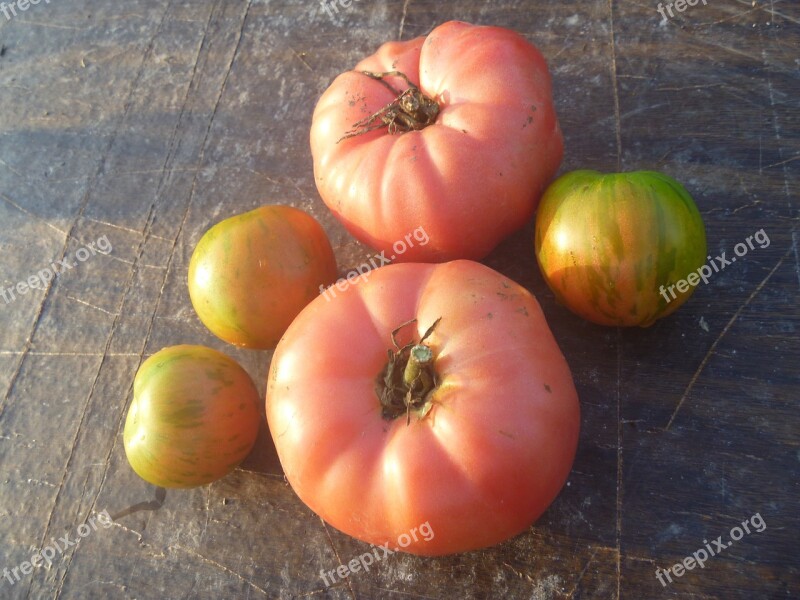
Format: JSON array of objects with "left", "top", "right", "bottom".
[
  {"left": 188, "top": 206, "right": 337, "bottom": 349},
  {"left": 266, "top": 260, "right": 579, "bottom": 555},
  {"left": 310, "top": 21, "right": 563, "bottom": 262},
  {"left": 123, "top": 345, "right": 261, "bottom": 488},
  {"left": 534, "top": 170, "right": 707, "bottom": 327}
]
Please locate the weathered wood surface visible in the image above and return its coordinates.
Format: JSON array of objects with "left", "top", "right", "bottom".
[{"left": 0, "top": 1, "right": 797, "bottom": 598}]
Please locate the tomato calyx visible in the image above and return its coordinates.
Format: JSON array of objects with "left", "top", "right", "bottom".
[
  {"left": 376, "top": 317, "right": 441, "bottom": 424},
  {"left": 338, "top": 71, "right": 440, "bottom": 142}
]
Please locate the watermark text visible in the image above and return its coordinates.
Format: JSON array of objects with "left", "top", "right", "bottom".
[
  {"left": 320, "top": 0, "right": 362, "bottom": 21},
  {"left": 655, "top": 512, "right": 766, "bottom": 587},
  {"left": 1, "top": 0, "right": 54, "bottom": 22},
  {"left": 1, "top": 234, "right": 112, "bottom": 306},
  {"left": 657, "top": 0, "right": 708, "bottom": 21},
  {"left": 320, "top": 227, "right": 429, "bottom": 301},
  {"left": 320, "top": 521, "right": 434, "bottom": 586},
  {"left": 3, "top": 509, "right": 112, "bottom": 586},
  {"left": 659, "top": 228, "right": 769, "bottom": 303}
]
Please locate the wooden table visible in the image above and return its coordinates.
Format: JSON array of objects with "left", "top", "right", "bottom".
[{"left": 0, "top": 1, "right": 797, "bottom": 598}]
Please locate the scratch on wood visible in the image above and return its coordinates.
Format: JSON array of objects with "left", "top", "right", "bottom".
[
  {"left": 614, "top": 326, "right": 622, "bottom": 600},
  {"left": 65, "top": 296, "right": 118, "bottom": 317},
  {"left": 398, "top": 0, "right": 410, "bottom": 40},
  {"left": 0, "top": 156, "right": 28, "bottom": 179},
  {"left": 289, "top": 178, "right": 310, "bottom": 201},
  {"left": 623, "top": 553, "right": 657, "bottom": 564},
  {"left": 731, "top": 200, "right": 762, "bottom": 215},
  {"left": 607, "top": 0, "right": 622, "bottom": 172},
  {"left": 13, "top": 19, "right": 85, "bottom": 30},
  {"left": 85, "top": 218, "right": 143, "bottom": 237},
  {"left": 373, "top": 587, "right": 439, "bottom": 599},
  {"left": 0, "top": 351, "right": 139, "bottom": 357},
  {"left": 665, "top": 245, "right": 793, "bottom": 430},
  {"left": 0, "top": 192, "right": 69, "bottom": 237},
  {"left": 110, "top": 521, "right": 144, "bottom": 543},
  {"left": 696, "top": 39, "right": 762, "bottom": 64},
  {"left": 171, "top": 544, "right": 269, "bottom": 596},
  {"left": 297, "top": 587, "right": 344, "bottom": 598},
  {"left": 244, "top": 167, "right": 283, "bottom": 185},
  {"left": 705, "top": 3, "right": 759, "bottom": 27},
  {"left": 655, "top": 83, "right": 726, "bottom": 92},
  {"left": 502, "top": 561, "right": 535, "bottom": 582},
  {"left": 618, "top": 103, "right": 670, "bottom": 122},
  {"left": 732, "top": 0, "right": 800, "bottom": 26},
  {"left": 763, "top": 155, "right": 800, "bottom": 170},
  {"left": 200, "top": 486, "right": 212, "bottom": 544},
  {"left": 319, "top": 517, "right": 357, "bottom": 599},
  {"left": 290, "top": 47, "right": 313, "bottom": 72},
  {"left": 109, "top": 167, "right": 200, "bottom": 176},
  {"left": 760, "top": 37, "right": 795, "bottom": 283},
  {"left": 76, "top": 580, "right": 128, "bottom": 593},
  {"left": 565, "top": 547, "right": 598, "bottom": 598}
]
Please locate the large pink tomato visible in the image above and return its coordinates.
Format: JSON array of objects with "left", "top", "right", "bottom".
[
  {"left": 266, "top": 260, "right": 579, "bottom": 555},
  {"left": 310, "top": 21, "right": 563, "bottom": 262}
]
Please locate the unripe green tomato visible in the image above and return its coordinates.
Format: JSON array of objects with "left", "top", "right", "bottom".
[
  {"left": 188, "top": 206, "right": 338, "bottom": 349},
  {"left": 124, "top": 345, "right": 261, "bottom": 488},
  {"left": 534, "top": 170, "right": 707, "bottom": 327}
]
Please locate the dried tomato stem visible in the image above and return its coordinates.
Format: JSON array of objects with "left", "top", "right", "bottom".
[
  {"left": 376, "top": 319, "right": 441, "bottom": 423},
  {"left": 338, "top": 70, "right": 440, "bottom": 142}
]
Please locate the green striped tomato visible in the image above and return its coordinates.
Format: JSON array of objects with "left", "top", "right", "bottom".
[
  {"left": 534, "top": 170, "right": 707, "bottom": 327},
  {"left": 188, "top": 206, "right": 337, "bottom": 349},
  {"left": 124, "top": 345, "right": 261, "bottom": 488}
]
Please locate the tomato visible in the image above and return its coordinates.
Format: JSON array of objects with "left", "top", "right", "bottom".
[
  {"left": 310, "top": 21, "right": 563, "bottom": 263},
  {"left": 188, "top": 206, "right": 337, "bottom": 349},
  {"left": 534, "top": 170, "right": 707, "bottom": 327},
  {"left": 266, "top": 260, "right": 580, "bottom": 555},
  {"left": 124, "top": 345, "right": 261, "bottom": 488}
]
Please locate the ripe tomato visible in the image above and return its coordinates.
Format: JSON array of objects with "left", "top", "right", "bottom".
[
  {"left": 124, "top": 345, "right": 261, "bottom": 488},
  {"left": 310, "top": 21, "right": 563, "bottom": 262},
  {"left": 266, "top": 260, "right": 580, "bottom": 555},
  {"left": 535, "top": 170, "right": 707, "bottom": 327},
  {"left": 188, "top": 206, "right": 337, "bottom": 349}
]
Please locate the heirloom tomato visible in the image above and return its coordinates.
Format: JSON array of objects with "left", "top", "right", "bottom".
[
  {"left": 310, "top": 21, "right": 563, "bottom": 262},
  {"left": 124, "top": 345, "right": 261, "bottom": 488},
  {"left": 266, "top": 260, "right": 580, "bottom": 555},
  {"left": 534, "top": 170, "right": 707, "bottom": 327},
  {"left": 188, "top": 205, "right": 337, "bottom": 349}
]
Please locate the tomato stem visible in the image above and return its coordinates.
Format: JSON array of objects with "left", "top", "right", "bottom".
[
  {"left": 338, "top": 71, "right": 440, "bottom": 143},
  {"left": 403, "top": 344, "right": 433, "bottom": 388},
  {"left": 403, "top": 345, "right": 434, "bottom": 391},
  {"left": 376, "top": 318, "right": 441, "bottom": 424}
]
